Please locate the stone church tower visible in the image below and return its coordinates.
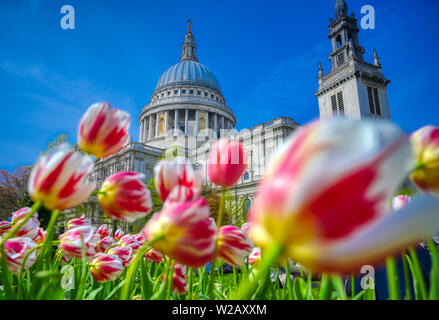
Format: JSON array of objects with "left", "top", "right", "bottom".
[{"left": 315, "top": 0, "right": 391, "bottom": 120}]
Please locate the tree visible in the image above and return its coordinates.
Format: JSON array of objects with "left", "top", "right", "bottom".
[{"left": 0, "top": 166, "right": 31, "bottom": 220}]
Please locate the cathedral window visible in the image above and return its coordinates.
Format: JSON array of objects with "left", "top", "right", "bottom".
[
  {"left": 182, "top": 89, "right": 186, "bottom": 94},
  {"left": 244, "top": 172, "right": 249, "bottom": 181},
  {"left": 190, "top": 89, "right": 194, "bottom": 95},
  {"left": 158, "top": 113, "right": 166, "bottom": 135},
  {"left": 331, "top": 91, "right": 345, "bottom": 117},
  {"left": 174, "top": 90, "right": 178, "bottom": 95},
  {"left": 211, "top": 94, "right": 214, "bottom": 99},
  {"left": 367, "top": 86, "right": 382, "bottom": 116},
  {"left": 337, "top": 53, "right": 345, "bottom": 66},
  {"left": 205, "top": 92, "right": 208, "bottom": 97},
  {"left": 197, "top": 90, "right": 201, "bottom": 95},
  {"left": 198, "top": 112, "right": 207, "bottom": 132}
]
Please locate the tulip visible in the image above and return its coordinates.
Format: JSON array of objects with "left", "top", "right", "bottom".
[
  {"left": 249, "top": 119, "right": 439, "bottom": 273},
  {"left": 67, "top": 214, "right": 91, "bottom": 229},
  {"left": 108, "top": 246, "right": 133, "bottom": 268},
  {"left": 392, "top": 195, "right": 412, "bottom": 211},
  {"left": 145, "top": 248, "right": 164, "bottom": 263},
  {"left": 78, "top": 102, "right": 131, "bottom": 159},
  {"left": 133, "top": 233, "right": 145, "bottom": 246},
  {"left": 165, "top": 184, "right": 202, "bottom": 205},
  {"left": 142, "top": 198, "right": 217, "bottom": 268},
  {"left": 241, "top": 222, "right": 251, "bottom": 235},
  {"left": 154, "top": 157, "right": 203, "bottom": 202},
  {"left": 98, "top": 172, "right": 152, "bottom": 222},
  {"left": 28, "top": 143, "right": 95, "bottom": 211},
  {"left": 0, "top": 221, "right": 12, "bottom": 237},
  {"left": 114, "top": 229, "right": 124, "bottom": 241},
  {"left": 90, "top": 253, "right": 123, "bottom": 282},
  {"left": 3, "top": 237, "right": 38, "bottom": 274},
  {"left": 11, "top": 207, "right": 40, "bottom": 239},
  {"left": 248, "top": 247, "right": 261, "bottom": 266},
  {"left": 119, "top": 234, "right": 140, "bottom": 253},
  {"left": 89, "top": 255, "right": 120, "bottom": 282},
  {"left": 60, "top": 226, "right": 99, "bottom": 259},
  {"left": 97, "top": 224, "right": 112, "bottom": 239},
  {"left": 162, "top": 264, "right": 187, "bottom": 294},
  {"left": 217, "top": 226, "right": 253, "bottom": 266},
  {"left": 409, "top": 125, "right": 439, "bottom": 195},
  {"left": 32, "top": 228, "right": 46, "bottom": 245},
  {"left": 207, "top": 139, "right": 247, "bottom": 187},
  {"left": 96, "top": 236, "right": 115, "bottom": 253}
]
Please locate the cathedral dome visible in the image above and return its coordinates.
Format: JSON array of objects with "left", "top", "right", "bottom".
[{"left": 155, "top": 60, "right": 222, "bottom": 93}]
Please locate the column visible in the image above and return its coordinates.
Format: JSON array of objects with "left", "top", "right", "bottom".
[
  {"left": 214, "top": 113, "right": 218, "bottom": 138},
  {"left": 185, "top": 109, "right": 188, "bottom": 135},
  {"left": 143, "top": 117, "right": 149, "bottom": 140},
  {"left": 205, "top": 112, "right": 209, "bottom": 136},
  {"left": 139, "top": 120, "right": 143, "bottom": 142},
  {"left": 148, "top": 116, "right": 153, "bottom": 140},
  {"left": 155, "top": 113, "right": 159, "bottom": 137},
  {"left": 164, "top": 111, "right": 169, "bottom": 136},
  {"left": 174, "top": 109, "right": 178, "bottom": 135},
  {"left": 195, "top": 110, "right": 199, "bottom": 135}
]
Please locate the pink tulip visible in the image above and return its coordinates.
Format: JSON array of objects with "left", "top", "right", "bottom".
[
  {"left": 90, "top": 253, "right": 123, "bottom": 282},
  {"left": 11, "top": 207, "right": 40, "bottom": 239},
  {"left": 133, "top": 233, "right": 145, "bottom": 246},
  {"left": 32, "top": 228, "right": 46, "bottom": 245},
  {"left": 97, "top": 224, "right": 112, "bottom": 239},
  {"left": 165, "top": 184, "right": 202, "bottom": 205},
  {"left": 409, "top": 125, "right": 439, "bottom": 195},
  {"left": 119, "top": 234, "right": 140, "bottom": 253},
  {"left": 96, "top": 236, "right": 115, "bottom": 253},
  {"left": 4, "top": 237, "right": 38, "bottom": 274},
  {"left": 143, "top": 198, "right": 217, "bottom": 268},
  {"left": 98, "top": 172, "right": 152, "bottom": 222},
  {"left": 392, "top": 195, "right": 412, "bottom": 211},
  {"left": 28, "top": 143, "right": 95, "bottom": 211},
  {"left": 250, "top": 118, "right": 439, "bottom": 273},
  {"left": 107, "top": 246, "right": 133, "bottom": 268},
  {"left": 145, "top": 248, "right": 164, "bottom": 264},
  {"left": 207, "top": 139, "right": 247, "bottom": 187},
  {"left": 78, "top": 102, "right": 130, "bottom": 159},
  {"left": 67, "top": 214, "right": 91, "bottom": 229},
  {"left": 162, "top": 264, "right": 187, "bottom": 294},
  {"left": 60, "top": 226, "right": 99, "bottom": 259},
  {"left": 114, "top": 229, "right": 124, "bottom": 241},
  {"left": 248, "top": 247, "right": 261, "bottom": 266},
  {"left": 0, "top": 221, "right": 12, "bottom": 237},
  {"left": 154, "top": 157, "right": 203, "bottom": 202},
  {"left": 217, "top": 226, "right": 253, "bottom": 266}
]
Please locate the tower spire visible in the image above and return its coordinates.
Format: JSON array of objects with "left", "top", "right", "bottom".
[
  {"left": 334, "top": 0, "right": 348, "bottom": 19},
  {"left": 180, "top": 19, "right": 198, "bottom": 62},
  {"left": 374, "top": 48, "right": 381, "bottom": 67}
]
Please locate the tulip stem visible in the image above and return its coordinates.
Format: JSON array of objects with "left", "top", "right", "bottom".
[
  {"left": 386, "top": 257, "right": 400, "bottom": 300},
  {"left": 0, "top": 200, "right": 42, "bottom": 248},
  {"left": 92, "top": 190, "right": 107, "bottom": 196},
  {"left": 231, "top": 243, "right": 283, "bottom": 300},
  {"left": 120, "top": 235, "right": 164, "bottom": 300},
  {"left": 36, "top": 209, "right": 61, "bottom": 270},
  {"left": 166, "top": 260, "right": 175, "bottom": 300}
]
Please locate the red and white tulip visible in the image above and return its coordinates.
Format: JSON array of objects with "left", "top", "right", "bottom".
[
  {"left": 97, "top": 224, "right": 112, "bottom": 239},
  {"left": 114, "top": 229, "right": 125, "bottom": 241},
  {"left": 162, "top": 264, "right": 187, "bottom": 294},
  {"left": 248, "top": 247, "right": 261, "bottom": 266},
  {"left": 78, "top": 102, "right": 131, "bottom": 159},
  {"left": 119, "top": 234, "right": 140, "bottom": 253},
  {"left": 133, "top": 233, "right": 145, "bottom": 246},
  {"left": 98, "top": 172, "right": 152, "bottom": 222},
  {"left": 145, "top": 248, "right": 164, "bottom": 264},
  {"left": 143, "top": 198, "right": 217, "bottom": 268},
  {"left": 3, "top": 237, "right": 38, "bottom": 274},
  {"left": 217, "top": 226, "right": 253, "bottom": 266},
  {"left": 96, "top": 236, "right": 115, "bottom": 253},
  {"left": 108, "top": 246, "right": 133, "bottom": 268},
  {"left": 154, "top": 157, "right": 203, "bottom": 202},
  {"left": 28, "top": 144, "right": 95, "bottom": 211},
  {"left": 60, "top": 226, "right": 99, "bottom": 259},
  {"left": 67, "top": 214, "right": 91, "bottom": 229},
  {"left": 90, "top": 253, "right": 123, "bottom": 282},
  {"left": 0, "top": 221, "right": 12, "bottom": 237},
  {"left": 409, "top": 125, "right": 439, "bottom": 195},
  {"left": 11, "top": 207, "right": 40, "bottom": 239},
  {"left": 207, "top": 139, "right": 247, "bottom": 187},
  {"left": 249, "top": 119, "right": 439, "bottom": 273}
]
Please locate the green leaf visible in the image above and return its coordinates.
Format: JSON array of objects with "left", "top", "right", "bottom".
[
  {"left": 293, "top": 277, "right": 307, "bottom": 300},
  {"left": 105, "top": 280, "right": 126, "bottom": 300},
  {"left": 406, "top": 248, "right": 428, "bottom": 300},
  {"left": 427, "top": 239, "right": 439, "bottom": 300},
  {"left": 86, "top": 287, "right": 103, "bottom": 300}
]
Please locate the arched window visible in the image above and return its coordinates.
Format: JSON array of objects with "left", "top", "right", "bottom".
[{"left": 336, "top": 35, "right": 342, "bottom": 48}]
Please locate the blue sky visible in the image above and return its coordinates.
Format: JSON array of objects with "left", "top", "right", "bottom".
[{"left": 1, "top": 0, "right": 438, "bottom": 171}]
